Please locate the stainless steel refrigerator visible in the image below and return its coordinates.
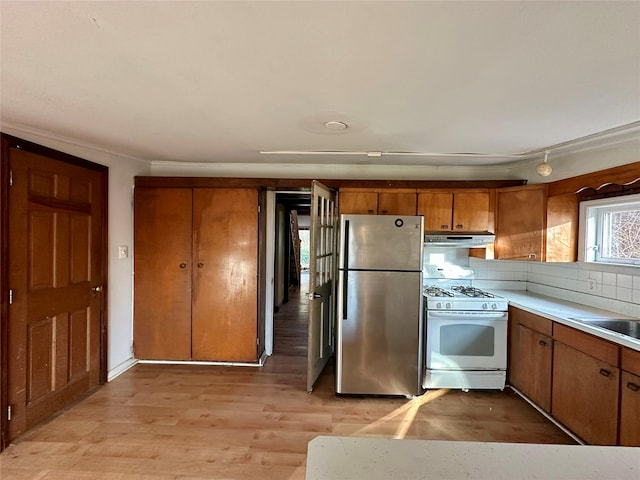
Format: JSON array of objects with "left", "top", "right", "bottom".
[{"left": 336, "top": 214, "right": 424, "bottom": 396}]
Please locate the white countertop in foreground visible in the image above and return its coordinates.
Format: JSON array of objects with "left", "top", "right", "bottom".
[
  {"left": 306, "top": 436, "right": 640, "bottom": 480},
  {"left": 493, "top": 290, "right": 640, "bottom": 351}
]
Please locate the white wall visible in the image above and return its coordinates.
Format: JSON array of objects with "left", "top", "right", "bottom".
[{"left": 3, "top": 128, "right": 151, "bottom": 377}]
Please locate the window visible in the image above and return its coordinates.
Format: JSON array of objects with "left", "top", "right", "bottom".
[{"left": 579, "top": 193, "right": 640, "bottom": 266}]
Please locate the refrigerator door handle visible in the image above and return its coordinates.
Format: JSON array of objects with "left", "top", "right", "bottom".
[{"left": 342, "top": 220, "right": 350, "bottom": 320}]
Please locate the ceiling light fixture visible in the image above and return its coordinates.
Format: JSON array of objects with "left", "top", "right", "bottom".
[
  {"left": 535, "top": 150, "right": 553, "bottom": 177},
  {"left": 323, "top": 121, "right": 348, "bottom": 131}
]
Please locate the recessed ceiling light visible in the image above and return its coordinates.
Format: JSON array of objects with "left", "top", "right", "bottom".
[{"left": 323, "top": 121, "right": 348, "bottom": 131}]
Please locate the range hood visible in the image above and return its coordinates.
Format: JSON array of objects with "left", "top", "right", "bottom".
[{"left": 423, "top": 232, "right": 495, "bottom": 248}]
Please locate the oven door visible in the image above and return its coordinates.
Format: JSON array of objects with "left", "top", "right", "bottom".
[{"left": 426, "top": 310, "right": 507, "bottom": 370}]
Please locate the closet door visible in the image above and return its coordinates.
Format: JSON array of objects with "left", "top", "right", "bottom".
[
  {"left": 134, "top": 188, "right": 192, "bottom": 360},
  {"left": 192, "top": 188, "right": 258, "bottom": 361}
]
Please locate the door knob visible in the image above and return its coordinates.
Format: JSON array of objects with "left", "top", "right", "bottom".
[{"left": 91, "top": 286, "right": 103, "bottom": 297}]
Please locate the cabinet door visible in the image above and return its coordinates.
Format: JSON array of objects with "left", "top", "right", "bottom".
[
  {"left": 620, "top": 370, "right": 640, "bottom": 446},
  {"left": 552, "top": 341, "right": 619, "bottom": 445},
  {"left": 496, "top": 185, "right": 546, "bottom": 260},
  {"left": 417, "top": 192, "right": 453, "bottom": 230},
  {"left": 378, "top": 192, "right": 417, "bottom": 215},
  {"left": 453, "top": 192, "right": 489, "bottom": 231},
  {"left": 192, "top": 188, "right": 258, "bottom": 362},
  {"left": 546, "top": 194, "right": 579, "bottom": 262},
  {"left": 134, "top": 188, "right": 193, "bottom": 360},
  {"left": 517, "top": 325, "right": 552, "bottom": 412},
  {"left": 338, "top": 191, "right": 378, "bottom": 215}
]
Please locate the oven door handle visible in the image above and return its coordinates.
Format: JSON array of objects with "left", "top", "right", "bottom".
[{"left": 427, "top": 311, "right": 507, "bottom": 319}]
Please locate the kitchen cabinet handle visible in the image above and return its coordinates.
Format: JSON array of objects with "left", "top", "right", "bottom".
[
  {"left": 455, "top": 224, "right": 464, "bottom": 229},
  {"left": 367, "top": 209, "right": 374, "bottom": 214},
  {"left": 538, "top": 340, "right": 547, "bottom": 347},
  {"left": 599, "top": 368, "right": 611, "bottom": 378},
  {"left": 197, "top": 262, "right": 204, "bottom": 268},
  {"left": 179, "top": 262, "right": 187, "bottom": 269},
  {"left": 441, "top": 224, "right": 449, "bottom": 230},
  {"left": 627, "top": 382, "right": 640, "bottom": 392},
  {"left": 381, "top": 210, "right": 388, "bottom": 214}
]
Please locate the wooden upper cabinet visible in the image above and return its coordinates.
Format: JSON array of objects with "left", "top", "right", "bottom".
[
  {"left": 495, "top": 184, "right": 547, "bottom": 260},
  {"left": 378, "top": 191, "right": 417, "bottom": 215},
  {"left": 338, "top": 189, "right": 378, "bottom": 215},
  {"left": 546, "top": 194, "right": 579, "bottom": 262},
  {"left": 417, "top": 191, "right": 452, "bottom": 230},
  {"left": 338, "top": 189, "right": 417, "bottom": 215},
  {"left": 418, "top": 189, "right": 490, "bottom": 232},
  {"left": 452, "top": 191, "right": 490, "bottom": 232}
]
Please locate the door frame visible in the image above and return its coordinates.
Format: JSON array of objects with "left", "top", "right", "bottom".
[{"left": 0, "top": 134, "right": 109, "bottom": 451}]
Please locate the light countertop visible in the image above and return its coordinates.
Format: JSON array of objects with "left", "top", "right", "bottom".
[
  {"left": 493, "top": 289, "right": 640, "bottom": 351},
  {"left": 306, "top": 436, "right": 640, "bottom": 480}
]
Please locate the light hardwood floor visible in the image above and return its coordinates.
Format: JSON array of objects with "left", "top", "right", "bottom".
[{"left": 1, "top": 276, "right": 574, "bottom": 479}]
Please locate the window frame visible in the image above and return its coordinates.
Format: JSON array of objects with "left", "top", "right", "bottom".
[{"left": 578, "top": 193, "right": 640, "bottom": 266}]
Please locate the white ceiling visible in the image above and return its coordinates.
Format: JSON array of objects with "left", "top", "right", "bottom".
[{"left": 1, "top": 1, "right": 639, "bottom": 168}]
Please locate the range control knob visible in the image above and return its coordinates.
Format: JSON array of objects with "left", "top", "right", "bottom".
[
  {"left": 436, "top": 302, "right": 442, "bottom": 309},
  {"left": 445, "top": 302, "right": 452, "bottom": 309},
  {"left": 491, "top": 303, "right": 498, "bottom": 310},
  {"left": 482, "top": 303, "right": 488, "bottom": 310}
]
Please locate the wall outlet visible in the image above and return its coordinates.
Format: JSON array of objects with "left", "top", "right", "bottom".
[{"left": 587, "top": 278, "right": 597, "bottom": 292}]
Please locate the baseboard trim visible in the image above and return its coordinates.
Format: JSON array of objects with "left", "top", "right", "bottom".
[
  {"left": 138, "top": 357, "right": 266, "bottom": 368},
  {"left": 509, "top": 385, "right": 584, "bottom": 445},
  {"left": 107, "top": 357, "right": 139, "bottom": 382}
]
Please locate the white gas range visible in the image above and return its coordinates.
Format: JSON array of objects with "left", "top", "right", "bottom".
[
  {"left": 423, "top": 285, "right": 509, "bottom": 311},
  {"left": 422, "top": 285, "right": 508, "bottom": 391}
]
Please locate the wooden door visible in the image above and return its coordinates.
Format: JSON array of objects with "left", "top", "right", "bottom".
[
  {"left": 417, "top": 191, "right": 453, "bottom": 230},
  {"left": 134, "top": 188, "right": 192, "bottom": 360},
  {"left": 8, "top": 147, "right": 105, "bottom": 440},
  {"left": 378, "top": 192, "right": 417, "bottom": 215},
  {"left": 552, "top": 341, "right": 619, "bottom": 445},
  {"left": 307, "top": 181, "right": 336, "bottom": 392},
  {"left": 191, "top": 188, "right": 258, "bottom": 362},
  {"left": 338, "top": 190, "right": 377, "bottom": 215},
  {"left": 496, "top": 185, "right": 547, "bottom": 260},
  {"left": 452, "top": 191, "right": 489, "bottom": 231},
  {"left": 517, "top": 324, "right": 552, "bottom": 412}
]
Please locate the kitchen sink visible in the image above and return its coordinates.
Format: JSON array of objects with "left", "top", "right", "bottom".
[{"left": 569, "top": 317, "right": 640, "bottom": 340}]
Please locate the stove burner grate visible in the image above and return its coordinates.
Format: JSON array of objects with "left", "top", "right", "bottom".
[{"left": 451, "top": 285, "right": 496, "bottom": 298}]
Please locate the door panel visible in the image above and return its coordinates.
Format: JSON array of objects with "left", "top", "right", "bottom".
[
  {"left": 307, "top": 181, "right": 337, "bottom": 392},
  {"left": 192, "top": 188, "right": 258, "bottom": 361},
  {"left": 8, "top": 148, "right": 104, "bottom": 440},
  {"left": 134, "top": 188, "right": 193, "bottom": 360}
]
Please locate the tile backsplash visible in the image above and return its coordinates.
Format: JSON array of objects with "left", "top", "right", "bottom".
[{"left": 470, "top": 258, "right": 640, "bottom": 317}]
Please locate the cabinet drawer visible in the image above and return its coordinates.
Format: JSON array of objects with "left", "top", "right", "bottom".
[
  {"left": 513, "top": 308, "right": 553, "bottom": 336},
  {"left": 553, "top": 324, "right": 619, "bottom": 367},
  {"left": 622, "top": 347, "right": 640, "bottom": 376}
]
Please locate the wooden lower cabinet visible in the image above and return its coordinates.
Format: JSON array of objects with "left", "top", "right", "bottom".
[
  {"left": 620, "top": 348, "right": 640, "bottom": 446},
  {"left": 508, "top": 307, "right": 553, "bottom": 412},
  {"left": 551, "top": 340, "right": 619, "bottom": 445},
  {"left": 516, "top": 325, "right": 553, "bottom": 412},
  {"left": 134, "top": 187, "right": 258, "bottom": 362}
]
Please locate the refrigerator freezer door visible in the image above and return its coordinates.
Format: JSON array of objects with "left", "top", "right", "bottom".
[
  {"left": 340, "top": 215, "right": 423, "bottom": 271},
  {"left": 336, "top": 270, "right": 423, "bottom": 395}
]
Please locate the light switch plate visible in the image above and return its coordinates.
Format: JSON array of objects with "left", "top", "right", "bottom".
[{"left": 118, "top": 245, "right": 129, "bottom": 259}]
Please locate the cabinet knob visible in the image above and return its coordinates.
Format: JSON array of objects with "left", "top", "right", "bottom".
[
  {"left": 599, "top": 368, "right": 611, "bottom": 378},
  {"left": 197, "top": 262, "right": 204, "bottom": 268},
  {"left": 627, "top": 382, "right": 640, "bottom": 392},
  {"left": 179, "top": 262, "right": 187, "bottom": 269},
  {"left": 538, "top": 340, "right": 547, "bottom": 347}
]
